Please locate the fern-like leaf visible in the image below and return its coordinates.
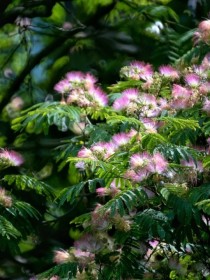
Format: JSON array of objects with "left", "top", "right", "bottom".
[
  {"left": 58, "top": 178, "right": 103, "bottom": 206},
  {"left": 99, "top": 187, "right": 147, "bottom": 217},
  {"left": 37, "top": 262, "right": 77, "bottom": 280},
  {"left": 12, "top": 102, "right": 81, "bottom": 134},
  {"left": 4, "top": 175, "right": 55, "bottom": 201},
  {"left": 0, "top": 216, "right": 21, "bottom": 239}
]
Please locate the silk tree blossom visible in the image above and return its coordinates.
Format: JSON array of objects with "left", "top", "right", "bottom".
[
  {"left": 74, "top": 234, "right": 103, "bottom": 253},
  {"left": 152, "top": 152, "right": 168, "bottom": 174},
  {"left": 112, "top": 132, "right": 131, "bottom": 147},
  {"left": 78, "top": 147, "right": 95, "bottom": 160},
  {"left": 171, "top": 84, "right": 193, "bottom": 109},
  {"left": 126, "top": 152, "right": 168, "bottom": 182},
  {"left": 54, "top": 71, "right": 108, "bottom": 107},
  {"left": 197, "top": 20, "right": 210, "bottom": 44},
  {"left": 113, "top": 95, "right": 130, "bottom": 110},
  {"left": 78, "top": 142, "right": 116, "bottom": 161},
  {"left": 145, "top": 239, "right": 159, "bottom": 259},
  {"left": 53, "top": 250, "right": 72, "bottom": 264},
  {"left": 130, "top": 152, "right": 151, "bottom": 169},
  {"left": 0, "top": 150, "right": 24, "bottom": 167},
  {"left": 113, "top": 88, "right": 138, "bottom": 111},
  {"left": 0, "top": 188, "right": 12, "bottom": 208},
  {"left": 184, "top": 73, "right": 200, "bottom": 87},
  {"left": 180, "top": 158, "right": 203, "bottom": 173},
  {"left": 96, "top": 182, "right": 119, "bottom": 197},
  {"left": 120, "top": 61, "right": 153, "bottom": 81},
  {"left": 75, "top": 161, "right": 86, "bottom": 171},
  {"left": 91, "top": 204, "right": 110, "bottom": 230},
  {"left": 90, "top": 87, "right": 108, "bottom": 107},
  {"left": 141, "top": 118, "right": 158, "bottom": 133},
  {"left": 54, "top": 79, "right": 71, "bottom": 94},
  {"left": 138, "top": 94, "right": 160, "bottom": 117},
  {"left": 159, "top": 65, "right": 179, "bottom": 80},
  {"left": 200, "top": 82, "right": 210, "bottom": 95},
  {"left": 91, "top": 142, "right": 116, "bottom": 160},
  {"left": 202, "top": 98, "right": 210, "bottom": 113},
  {"left": 73, "top": 249, "right": 95, "bottom": 265}
]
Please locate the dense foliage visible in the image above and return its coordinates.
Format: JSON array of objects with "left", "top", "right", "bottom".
[{"left": 1, "top": 0, "right": 210, "bottom": 279}]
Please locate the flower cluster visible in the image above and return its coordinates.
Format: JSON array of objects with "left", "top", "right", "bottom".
[
  {"left": 113, "top": 55, "right": 210, "bottom": 121},
  {"left": 54, "top": 71, "right": 108, "bottom": 107},
  {"left": 125, "top": 152, "right": 168, "bottom": 182},
  {"left": 77, "top": 130, "right": 137, "bottom": 162},
  {"left": 0, "top": 149, "right": 24, "bottom": 169},
  {"left": 0, "top": 188, "right": 12, "bottom": 208},
  {"left": 194, "top": 19, "right": 210, "bottom": 45}
]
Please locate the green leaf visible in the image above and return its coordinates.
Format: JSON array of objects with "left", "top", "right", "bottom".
[
  {"left": 0, "top": 216, "right": 21, "bottom": 240},
  {"left": 4, "top": 175, "right": 55, "bottom": 201},
  {"left": 195, "top": 199, "right": 210, "bottom": 215}
]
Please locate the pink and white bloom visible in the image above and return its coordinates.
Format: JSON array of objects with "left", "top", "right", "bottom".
[
  {"left": 141, "top": 118, "right": 158, "bottom": 133},
  {"left": 53, "top": 250, "right": 71, "bottom": 264},
  {"left": 152, "top": 152, "right": 168, "bottom": 174},
  {"left": 172, "top": 84, "right": 191, "bottom": 100},
  {"left": 202, "top": 98, "right": 210, "bottom": 113},
  {"left": 113, "top": 95, "right": 130, "bottom": 110},
  {"left": 77, "top": 147, "right": 94, "bottom": 159},
  {"left": 74, "top": 234, "right": 102, "bottom": 253},
  {"left": 112, "top": 132, "right": 131, "bottom": 147},
  {"left": 159, "top": 65, "right": 179, "bottom": 80},
  {"left": 184, "top": 73, "right": 200, "bottom": 87},
  {"left": 200, "top": 82, "right": 210, "bottom": 95},
  {"left": 90, "top": 87, "right": 108, "bottom": 107},
  {"left": 73, "top": 249, "right": 95, "bottom": 264},
  {"left": 0, "top": 150, "right": 24, "bottom": 167},
  {"left": 130, "top": 152, "right": 151, "bottom": 169},
  {"left": 54, "top": 79, "right": 70, "bottom": 94},
  {"left": 180, "top": 158, "right": 203, "bottom": 173}
]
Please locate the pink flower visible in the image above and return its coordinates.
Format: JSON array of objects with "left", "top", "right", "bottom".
[
  {"left": 74, "top": 234, "right": 102, "bottom": 252},
  {"left": 202, "top": 98, "right": 210, "bottom": 113},
  {"left": 84, "top": 73, "right": 97, "bottom": 87},
  {"left": 159, "top": 65, "right": 179, "bottom": 80},
  {"left": 0, "top": 150, "right": 24, "bottom": 167},
  {"left": 198, "top": 20, "right": 210, "bottom": 43},
  {"left": 65, "top": 71, "right": 84, "bottom": 83},
  {"left": 152, "top": 152, "right": 168, "bottom": 174},
  {"left": 200, "top": 82, "right": 210, "bottom": 95},
  {"left": 0, "top": 188, "right": 12, "bottom": 207},
  {"left": 170, "top": 98, "right": 191, "bottom": 109},
  {"left": 113, "top": 95, "right": 130, "bottom": 110},
  {"left": 141, "top": 118, "right": 158, "bottom": 133},
  {"left": 91, "top": 204, "right": 110, "bottom": 230},
  {"left": 96, "top": 187, "right": 107, "bottom": 197},
  {"left": 112, "top": 132, "right": 131, "bottom": 147},
  {"left": 131, "top": 61, "right": 153, "bottom": 81},
  {"left": 75, "top": 161, "right": 86, "bottom": 170},
  {"left": 122, "top": 88, "right": 139, "bottom": 100},
  {"left": 130, "top": 152, "right": 150, "bottom": 169},
  {"left": 90, "top": 87, "right": 108, "bottom": 107},
  {"left": 158, "top": 98, "right": 170, "bottom": 110},
  {"left": 73, "top": 249, "right": 95, "bottom": 263},
  {"left": 145, "top": 239, "right": 159, "bottom": 259},
  {"left": 172, "top": 84, "right": 191, "bottom": 100},
  {"left": 53, "top": 250, "right": 71, "bottom": 264},
  {"left": 184, "top": 73, "right": 200, "bottom": 87},
  {"left": 139, "top": 94, "right": 160, "bottom": 117},
  {"left": 54, "top": 79, "right": 70, "bottom": 94},
  {"left": 181, "top": 158, "right": 203, "bottom": 172},
  {"left": 91, "top": 142, "right": 115, "bottom": 160},
  {"left": 77, "top": 147, "right": 94, "bottom": 159}
]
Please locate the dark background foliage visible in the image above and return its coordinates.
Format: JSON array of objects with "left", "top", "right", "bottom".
[{"left": 0, "top": 0, "right": 210, "bottom": 278}]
